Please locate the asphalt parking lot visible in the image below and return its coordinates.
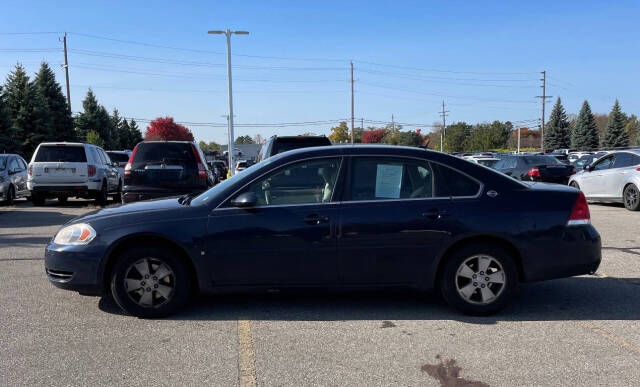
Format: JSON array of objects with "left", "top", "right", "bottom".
[{"left": 1, "top": 199, "right": 639, "bottom": 386}]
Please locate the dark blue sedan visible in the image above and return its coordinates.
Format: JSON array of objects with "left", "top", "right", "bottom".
[{"left": 45, "top": 145, "right": 601, "bottom": 317}]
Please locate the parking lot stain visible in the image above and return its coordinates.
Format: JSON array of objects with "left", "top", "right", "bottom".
[
  {"left": 421, "top": 355, "right": 489, "bottom": 387},
  {"left": 381, "top": 320, "right": 396, "bottom": 328}
]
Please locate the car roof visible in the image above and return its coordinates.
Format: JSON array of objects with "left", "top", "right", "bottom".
[
  {"left": 611, "top": 148, "right": 640, "bottom": 155},
  {"left": 140, "top": 141, "right": 195, "bottom": 144},
  {"left": 38, "top": 142, "right": 87, "bottom": 147}
]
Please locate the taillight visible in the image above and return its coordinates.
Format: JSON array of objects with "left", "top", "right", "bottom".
[
  {"left": 637, "top": 167, "right": 640, "bottom": 172},
  {"left": 124, "top": 145, "right": 139, "bottom": 178},
  {"left": 88, "top": 165, "right": 96, "bottom": 177},
  {"left": 567, "top": 192, "right": 590, "bottom": 226},
  {"left": 527, "top": 167, "right": 541, "bottom": 178},
  {"left": 191, "top": 144, "right": 208, "bottom": 180},
  {"left": 28, "top": 165, "right": 33, "bottom": 177}
]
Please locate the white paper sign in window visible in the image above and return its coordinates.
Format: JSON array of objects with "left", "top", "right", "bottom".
[{"left": 375, "top": 163, "right": 403, "bottom": 198}]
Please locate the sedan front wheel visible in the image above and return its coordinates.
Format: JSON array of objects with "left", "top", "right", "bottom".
[
  {"left": 110, "top": 246, "right": 191, "bottom": 318},
  {"left": 440, "top": 243, "right": 518, "bottom": 316}
]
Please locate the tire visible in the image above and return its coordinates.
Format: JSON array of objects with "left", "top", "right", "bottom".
[
  {"left": 570, "top": 181, "right": 580, "bottom": 190},
  {"left": 110, "top": 246, "right": 191, "bottom": 318},
  {"left": 440, "top": 243, "right": 518, "bottom": 316},
  {"left": 95, "top": 180, "right": 108, "bottom": 205},
  {"left": 623, "top": 184, "right": 640, "bottom": 211},
  {"left": 112, "top": 182, "right": 122, "bottom": 204},
  {"left": 5, "top": 185, "right": 15, "bottom": 205},
  {"left": 57, "top": 196, "right": 68, "bottom": 204},
  {"left": 31, "top": 192, "right": 46, "bottom": 206}
]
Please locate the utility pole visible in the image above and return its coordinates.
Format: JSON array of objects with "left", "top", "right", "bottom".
[
  {"left": 517, "top": 126, "right": 521, "bottom": 154},
  {"left": 350, "top": 61, "right": 355, "bottom": 144},
  {"left": 439, "top": 100, "right": 449, "bottom": 152},
  {"left": 62, "top": 32, "right": 71, "bottom": 111},
  {"left": 208, "top": 29, "right": 249, "bottom": 176},
  {"left": 361, "top": 117, "right": 364, "bottom": 135},
  {"left": 391, "top": 114, "right": 395, "bottom": 132},
  {"left": 536, "top": 71, "right": 552, "bottom": 153}
]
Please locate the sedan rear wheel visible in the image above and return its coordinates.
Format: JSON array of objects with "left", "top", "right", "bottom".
[
  {"left": 440, "top": 243, "right": 518, "bottom": 316},
  {"left": 111, "top": 246, "right": 190, "bottom": 318},
  {"left": 623, "top": 184, "right": 640, "bottom": 211}
]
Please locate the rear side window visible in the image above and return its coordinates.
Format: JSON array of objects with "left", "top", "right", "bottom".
[
  {"left": 613, "top": 152, "right": 634, "bottom": 168},
  {"left": 132, "top": 143, "right": 196, "bottom": 167},
  {"left": 348, "top": 157, "right": 449, "bottom": 201},
  {"left": 432, "top": 164, "right": 481, "bottom": 197},
  {"left": 34, "top": 145, "right": 87, "bottom": 162},
  {"left": 522, "top": 155, "right": 561, "bottom": 165},
  {"left": 107, "top": 152, "right": 130, "bottom": 162}
]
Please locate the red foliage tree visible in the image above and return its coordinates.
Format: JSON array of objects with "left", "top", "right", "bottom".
[
  {"left": 144, "top": 116, "right": 194, "bottom": 141},
  {"left": 362, "top": 129, "right": 387, "bottom": 143}
]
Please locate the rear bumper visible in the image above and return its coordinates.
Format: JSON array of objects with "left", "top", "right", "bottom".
[
  {"left": 44, "top": 243, "right": 106, "bottom": 295},
  {"left": 522, "top": 224, "right": 601, "bottom": 282},
  {"left": 122, "top": 186, "right": 206, "bottom": 203},
  {"left": 28, "top": 181, "right": 101, "bottom": 196}
]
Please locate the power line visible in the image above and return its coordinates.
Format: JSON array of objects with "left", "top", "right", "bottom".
[
  {"left": 358, "top": 68, "right": 537, "bottom": 83},
  {"left": 356, "top": 60, "right": 539, "bottom": 75}
]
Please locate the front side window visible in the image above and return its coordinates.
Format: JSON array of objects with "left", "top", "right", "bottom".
[
  {"left": 593, "top": 156, "right": 614, "bottom": 171},
  {"left": 238, "top": 157, "right": 341, "bottom": 206}
]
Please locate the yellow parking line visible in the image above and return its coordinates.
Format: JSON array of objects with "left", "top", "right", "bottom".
[
  {"left": 580, "top": 322, "right": 640, "bottom": 358},
  {"left": 237, "top": 318, "right": 257, "bottom": 387}
]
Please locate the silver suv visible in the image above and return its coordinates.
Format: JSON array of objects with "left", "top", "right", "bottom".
[{"left": 28, "top": 142, "right": 122, "bottom": 205}]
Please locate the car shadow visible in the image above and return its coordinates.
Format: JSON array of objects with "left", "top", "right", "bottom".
[
  {"left": 98, "top": 275, "right": 640, "bottom": 323},
  {"left": 0, "top": 210, "right": 78, "bottom": 228},
  {"left": 0, "top": 233, "right": 51, "bottom": 246}
]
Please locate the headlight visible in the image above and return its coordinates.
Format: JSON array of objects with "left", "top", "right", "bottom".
[{"left": 54, "top": 223, "right": 97, "bottom": 245}]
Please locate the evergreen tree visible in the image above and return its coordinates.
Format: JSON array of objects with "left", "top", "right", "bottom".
[
  {"left": 128, "top": 118, "right": 143, "bottom": 149},
  {"left": 119, "top": 118, "right": 131, "bottom": 149},
  {"left": 602, "top": 100, "right": 629, "bottom": 148},
  {"left": 110, "top": 108, "right": 124, "bottom": 149},
  {"left": 4, "top": 63, "right": 48, "bottom": 157},
  {"left": 624, "top": 114, "right": 640, "bottom": 147},
  {"left": 571, "top": 101, "right": 599, "bottom": 150},
  {"left": 0, "top": 86, "right": 17, "bottom": 153},
  {"left": 74, "top": 89, "right": 112, "bottom": 147},
  {"left": 32, "top": 62, "right": 75, "bottom": 142},
  {"left": 544, "top": 97, "right": 570, "bottom": 149}
]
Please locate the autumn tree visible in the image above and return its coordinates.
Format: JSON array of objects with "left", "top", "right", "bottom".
[
  {"left": 144, "top": 116, "right": 194, "bottom": 141},
  {"left": 361, "top": 128, "right": 387, "bottom": 143},
  {"left": 328, "top": 121, "right": 349, "bottom": 143}
]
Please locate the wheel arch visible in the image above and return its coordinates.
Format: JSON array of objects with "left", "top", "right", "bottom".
[
  {"left": 432, "top": 234, "right": 525, "bottom": 288},
  {"left": 102, "top": 233, "right": 200, "bottom": 295}
]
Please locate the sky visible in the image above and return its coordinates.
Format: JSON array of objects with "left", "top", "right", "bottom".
[{"left": 1, "top": 0, "right": 639, "bottom": 144}]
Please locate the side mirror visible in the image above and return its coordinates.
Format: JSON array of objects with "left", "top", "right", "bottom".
[
  {"left": 231, "top": 192, "right": 257, "bottom": 208},
  {"left": 583, "top": 164, "right": 591, "bottom": 171}
]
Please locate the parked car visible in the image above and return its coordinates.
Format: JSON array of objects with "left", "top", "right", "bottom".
[
  {"left": 569, "top": 149, "right": 640, "bottom": 211},
  {"left": 207, "top": 159, "right": 228, "bottom": 183},
  {"left": 122, "top": 141, "right": 214, "bottom": 203},
  {"left": 0, "top": 154, "right": 30, "bottom": 204},
  {"left": 568, "top": 151, "right": 593, "bottom": 164},
  {"left": 234, "top": 160, "right": 249, "bottom": 174},
  {"left": 493, "top": 154, "right": 575, "bottom": 184},
  {"left": 257, "top": 135, "right": 331, "bottom": 161},
  {"left": 28, "top": 142, "right": 122, "bottom": 205},
  {"left": 106, "top": 150, "right": 132, "bottom": 175},
  {"left": 45, "top": 145, "right": 601, "bottom": 318},
  {"left": 463, "top": 155, "right": 500, "bottom": 168}
]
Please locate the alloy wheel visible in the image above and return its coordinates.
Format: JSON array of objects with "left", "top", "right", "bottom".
[
  {"left": 455, "top": 255, "right": 506, "bottom": 305},
  {"left": 624, "top": 185, "right": 639, "bottom": 210},
  {"left": 124, "top": 258, "right": 176, "bottom": 308}
]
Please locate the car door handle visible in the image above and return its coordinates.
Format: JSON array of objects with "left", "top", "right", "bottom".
[
  {"left": 422, "top": 209, "right": 450, "bottom": 220},
  {"left": 303, "top": 214, "right": 329, "bottom": 225}
]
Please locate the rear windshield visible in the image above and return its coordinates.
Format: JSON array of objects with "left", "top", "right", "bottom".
[
  {"left": 132, "top": 142, "right": 196, "bottom": 167},
  {"left": 522, "top": 155, "right": 561, "bottom": 165},
  {"left": 272, "top": 137, "right": 331, "bottom": 155},
  {"left": 0, "top": 156, "right": 7, "bottom": 170},
  {"left": 34, "top": 145, "right": 87, "bottom": 162},
  {"left": 107, "top": 152, "right": 130, "bottom": 162}
]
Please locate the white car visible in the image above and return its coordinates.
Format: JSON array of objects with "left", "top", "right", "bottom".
[
  {"left": 568, "top": 149, "right": 640, "bottom": 211},
  {"left": 28, "top": 142, "right": 123, "bottom": 205},
  {"left": 234, "top": 160, "right": 249, "bottom": 174}
]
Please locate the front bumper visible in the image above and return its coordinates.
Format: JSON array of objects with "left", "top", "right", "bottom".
[
  {"left": 44, "top": 243, "right": 106, "bottom": 295},
  {"left": 523, "top": 224, "right": 602, "bottom": 282}
]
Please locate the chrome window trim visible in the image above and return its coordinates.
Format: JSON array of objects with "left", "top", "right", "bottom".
[{"left": 214, "top": 155, "right": 344, "bottom": 210}]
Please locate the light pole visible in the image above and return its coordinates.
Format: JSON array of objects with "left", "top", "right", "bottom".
[{"left": 208, "top": 29, "right": 249, "bottom": 176}]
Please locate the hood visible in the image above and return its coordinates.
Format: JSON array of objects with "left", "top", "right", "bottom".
[{"left": 70, "top": 197, "right": 185, "bottom": 224}]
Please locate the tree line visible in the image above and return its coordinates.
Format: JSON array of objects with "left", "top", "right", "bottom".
[{"left": 0, "top": 62, "right": 143, "bottom": 158}]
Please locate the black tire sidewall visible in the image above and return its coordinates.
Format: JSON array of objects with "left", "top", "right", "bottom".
[
  {"left": 110, "top": 246, "right": 191, "bottom": 318},
  {"left": 95, "top": 181, "right": 108, "bottom": 204},
  {"left": 440, "top": 243, "right": 518, "bottom": 316},
  {"left": 624, "top": 184, "right": 640, "bottom": 211},
  {"left": 7, "top": 185, "right": 15, "bottom": 204}
]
